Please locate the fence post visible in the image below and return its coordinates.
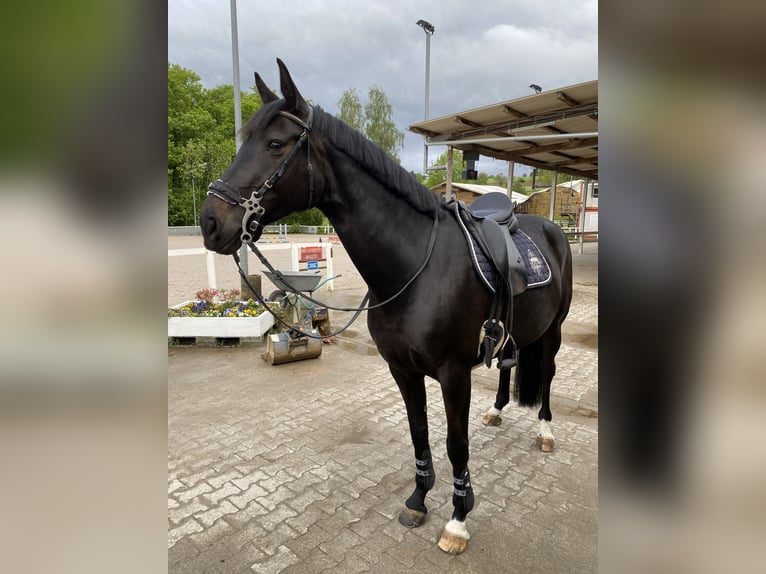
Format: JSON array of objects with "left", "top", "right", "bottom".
[
  {"left": 205, "top": 249, "right": 217, "bottom": 289},
  {"left": 240, "top": 274, "right": 262, "bottom": 300},
  {"left": 324, "top": 243, "right": 334, "bottom": 291}
]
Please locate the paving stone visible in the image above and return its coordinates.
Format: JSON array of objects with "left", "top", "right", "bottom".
[
  {"left": 230, "top": 483, "right": 270, "bottom": 511},
  {"left": 203, "top": 482, "right": 242, "bottom": 506},
  {"left": 254, "top": 523, "right": 300, "bottom": 558},
  {"left": 196, "top": 500, "right": 239, "bottom": 528},
  {"left": 217, "top": 543, "right": 267, "bottom": 573},
  {"left": 168, "top": 518, "right": 204, "bottom": 548},
  {"left": 169, "top": 539, "right": 231, "bottom": 574},
  {"left": 250, "top": 544, "right": 300, "bottom": 574},
  {"left": 281, "top": 548, "right": 337, "bottom": 574},
  {"left": 168, "top": 536, "right": 199, "bottom": 565},
  {"left": 187, "top": 517, "right": 234, "bottom": 550},
  {"left": 177, "top": 480, "right": 214, "bottom": 503},
  {"left": 168, "top": 498, "right": 210, "bottom": 525}
]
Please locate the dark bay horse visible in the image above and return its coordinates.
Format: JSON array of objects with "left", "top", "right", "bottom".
[{"left": 200, "top": 59, "right": 572, "bottom": 554}]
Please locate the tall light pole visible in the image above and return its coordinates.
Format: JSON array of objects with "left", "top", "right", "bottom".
[
  {"left": 230, "top": 0, "right": 243, "bottom": 151},
  {"left": 230, "top": 0, "right": 247, "bottom": 270},
  {"left": 416, "top": 19, "right": 434, "bottom": 174}
]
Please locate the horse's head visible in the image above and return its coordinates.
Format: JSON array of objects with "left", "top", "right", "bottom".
[{"left": 200, "top": 59, "right": 315, "bottom": 254}]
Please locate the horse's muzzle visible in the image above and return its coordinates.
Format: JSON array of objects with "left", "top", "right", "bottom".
[{"left": 200, "top": 207, "right": 243, "bottom": 254}]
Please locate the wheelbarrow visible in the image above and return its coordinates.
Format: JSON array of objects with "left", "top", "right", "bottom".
[{"left": 261, "top": 270, "right": 338, "bottom": 365}]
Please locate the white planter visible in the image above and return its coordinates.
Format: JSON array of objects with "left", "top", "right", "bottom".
[{"left": 168, "top": 302, "right": 275, "bottom": 338}]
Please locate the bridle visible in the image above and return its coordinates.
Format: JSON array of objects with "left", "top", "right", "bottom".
[
  {"left": 205, "top": 104, "right": 439, "bottom": 339},
  {"left": 206, "top": 106, "right": 315, "bottom": 244}
]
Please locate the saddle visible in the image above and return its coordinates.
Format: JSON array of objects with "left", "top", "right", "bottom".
[{"left": 452, "top": 193, "right": 528, "bottom": 370}]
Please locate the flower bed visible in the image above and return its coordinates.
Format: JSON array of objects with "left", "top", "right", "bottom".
[{"left": 168, "top": 288, "right": 278, "bottom": 338}]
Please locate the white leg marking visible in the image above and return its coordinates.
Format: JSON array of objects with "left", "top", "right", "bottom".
[
  {"left": 487, "top": 407, "right": 502, "bottom": 417},
  {"left": 539, "top": 419, "right": 554, "bottom": 440},
  {"left": 444, "top": 518, "right": 470, "bottom": 540}
]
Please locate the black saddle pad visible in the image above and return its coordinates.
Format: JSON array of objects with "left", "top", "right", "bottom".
[
  {"left": 511, "top": 231, "right": 552, "bottom": 288},
  {"left": 465, "top": 230, "right": 551, "bottom": 291}
]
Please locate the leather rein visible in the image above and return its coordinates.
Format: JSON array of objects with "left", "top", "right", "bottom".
[{"left": 206, "top": 105, "right": 439, "bottom": 339}]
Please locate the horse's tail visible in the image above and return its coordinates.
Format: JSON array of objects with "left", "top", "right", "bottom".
[{"left": 513, "top": 336, "right": 545, "bottom": 407}]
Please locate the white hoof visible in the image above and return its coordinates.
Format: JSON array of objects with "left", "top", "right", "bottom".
[
  {"left": 536, "top": 419, "right": 555, "bottom": 452},
  {"left": 482, "top": 407, "right": 503, "bottom": 426},
  {"left": 437, "top": 518, "right": 470, "bottom": 554}
]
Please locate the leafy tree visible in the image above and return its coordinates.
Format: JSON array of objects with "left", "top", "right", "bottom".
[
  {"left": 410, "top": 171, "right": 427, "bottom": 185},
  {"left": 167, "top": 62, "right": 266, "bottom": 226},
  {"left": 485, "top": 173, "right": 508, "bottom": 188},
  {"left": 531, "top": 169, "right": 578, "bottom": 188},
  {"left": 424, "top": 149, "right": 466, "bottom": 187},
  {"left": 364, "top": 85, "right": 404, "bottom": 162},
  {"left": 336, "top": 88, "right": 364, "bottom": 131},
  {"left": 204, "top": 84, "right": 264, "bottom": 141},
  {"left": 335, "top": 85, "right": 404, "bottom": 162}
]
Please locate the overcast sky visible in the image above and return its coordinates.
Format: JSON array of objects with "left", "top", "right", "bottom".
[{"left": 168, "top": 0, "right": 597, "bottom": 175}]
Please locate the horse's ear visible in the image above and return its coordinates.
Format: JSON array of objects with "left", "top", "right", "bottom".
[
  {"left": 254, "top": 72, "right": 279, "bottom": 104},
  {"left": 276, "top": 58, "right": 308, "bottom": 116}
]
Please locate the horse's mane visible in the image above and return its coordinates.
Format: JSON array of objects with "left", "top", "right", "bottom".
[
  {"left": 312, "top": 106, "right": 442, "bottom": 217},
  {"left": 242, "top": 102, "right": 442, "bottom": 217}
]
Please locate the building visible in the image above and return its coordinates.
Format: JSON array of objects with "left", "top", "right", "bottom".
[
  {"left": 429, "top": 183, "right": 529, "bottom": 207},
  {"left": 515, "top": 180, "right": 598, "bottom": 232}
]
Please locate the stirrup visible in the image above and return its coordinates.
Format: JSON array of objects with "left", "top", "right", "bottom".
[
  {"left": 481, "top": 319, "right": 504, "bottom": 368},
  {"left": 496, "top": 344, "right": 518, "bottom": 370}
]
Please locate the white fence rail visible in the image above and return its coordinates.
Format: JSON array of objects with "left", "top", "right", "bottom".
[{"left": 168, "top": 243, "right": 335, "bottom": 291}]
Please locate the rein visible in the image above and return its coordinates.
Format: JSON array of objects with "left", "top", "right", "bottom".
[
  {"left": 207, "top": 104, "right": 440, "bottom": 338},
  {"left": 231, "top": 214, "right": 438, "bottom": 340}
]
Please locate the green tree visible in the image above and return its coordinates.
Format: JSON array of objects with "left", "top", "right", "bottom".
[
  {"left": 364, "top": 85, "right": 404, "bottom": 162},
  {"left": 531, "top": 169, "right": 578, "bottom": 189},
  {"left": 336, "top": 88, "right": 364, "bottom": 131},
  {"left": 203, "top": 84, "right": 264, "bottom": 141},
  {"left": 424, "top": 149, "right": 466, "bottom": 187},
  {"left": 410, "top": 171, "right": 427, "bottom": 185},
  {"left": 485, "top": 173, "right": 508, "bottom": 188},
  {"left": 167, "top": 62, "right": 266, "bottom": 226},
  {"left": 335, "top": 85, "right": 404, "bottom": 162}
]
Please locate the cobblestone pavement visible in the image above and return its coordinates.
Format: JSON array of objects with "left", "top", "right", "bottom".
[{"left": 168, "top": 234, "right": 598, "bottom": 573}]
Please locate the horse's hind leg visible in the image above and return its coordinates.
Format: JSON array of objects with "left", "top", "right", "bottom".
[
  {"left": 390, "top": 366, "right": 435, "bottom": 528},
  {"left": 534, "top": 322, "right": 564, "bottom": 452},
  {"left": 482, "top": 367, "right": 512, "bottom": 426}
]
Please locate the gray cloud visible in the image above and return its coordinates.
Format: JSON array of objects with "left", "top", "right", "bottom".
[{"left": 169, "top": 0, "right": 597, "bottom": 174}]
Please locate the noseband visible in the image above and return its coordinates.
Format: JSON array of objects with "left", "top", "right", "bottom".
[{"left": 206, "top": 106, "right": 315, "bottom": 243}]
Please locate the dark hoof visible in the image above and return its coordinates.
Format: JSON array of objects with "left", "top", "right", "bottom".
[{"left": 398, "top": 506, "right": 427, "bottom": 528}]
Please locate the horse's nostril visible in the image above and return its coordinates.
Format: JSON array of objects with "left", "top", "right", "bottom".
[{"left": 201, "top": 214, "right": 218, "bottom": 238}]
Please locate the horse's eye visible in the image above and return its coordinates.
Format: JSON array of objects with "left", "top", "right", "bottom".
[{"left": 268, "top": 140, "right": 286, "bottom": 151}]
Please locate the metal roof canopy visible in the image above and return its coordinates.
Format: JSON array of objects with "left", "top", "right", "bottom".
[{"left": 408, "top": 80, "right": 598, "bottom": 181}]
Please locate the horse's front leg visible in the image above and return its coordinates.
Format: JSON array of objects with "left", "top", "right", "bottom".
[
  {"left": 390, "top": 366, "right": 435, "bottom": 528},
  {"left": 437, "top": 367, "right": 475, "bottom": 554}
]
